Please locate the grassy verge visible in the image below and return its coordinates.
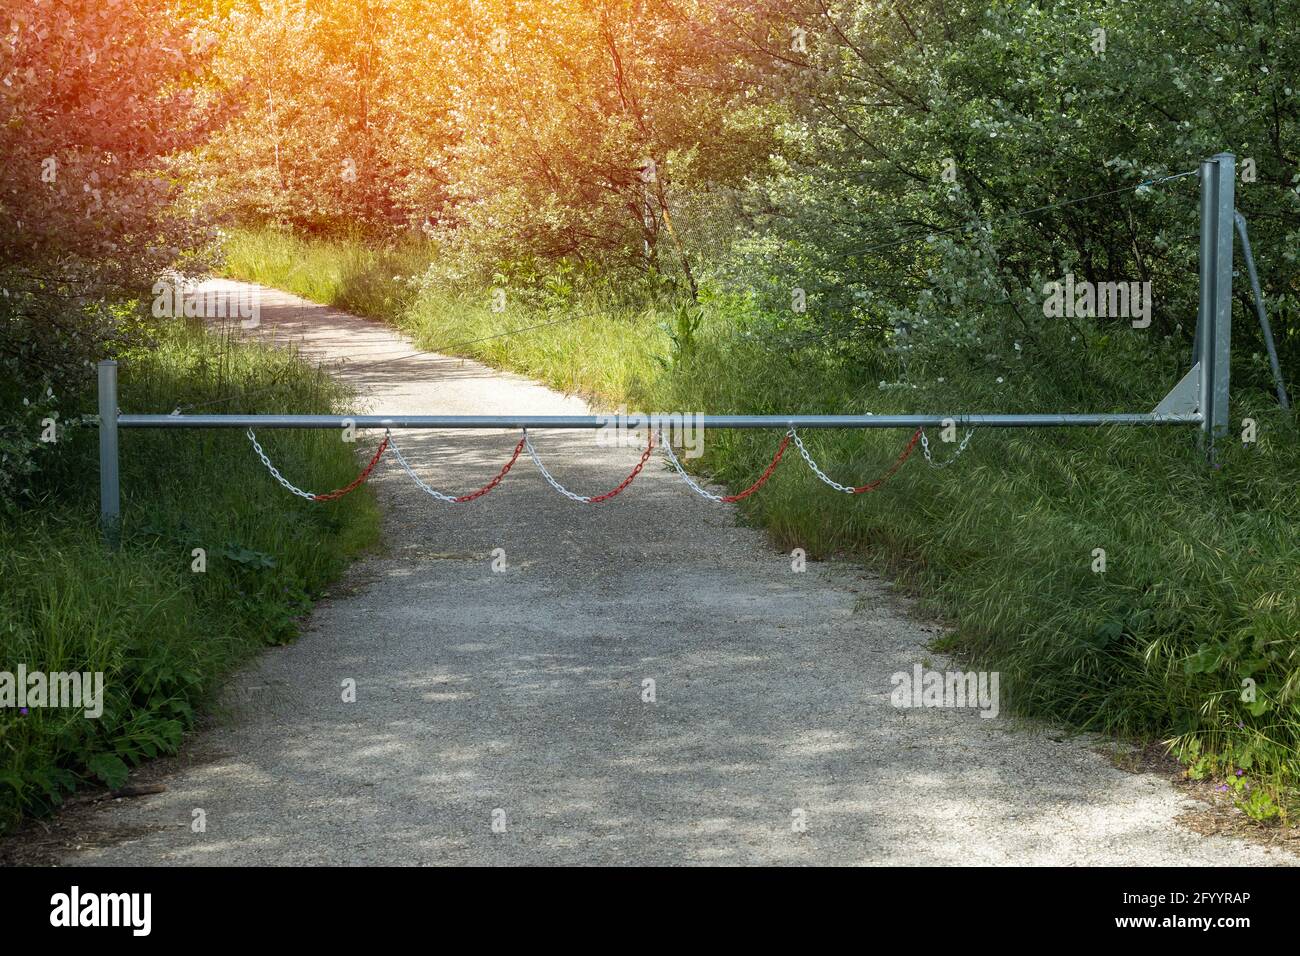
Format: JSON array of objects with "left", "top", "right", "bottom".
[
  {"left": 223, "top": 228, "right": 667, "bottom": 405},
  {"left": 0, "top": 317, "right": 381, "bottom": 834},
  {"left": 225, "top": 226, "right": 1300, "bottom": 820}
]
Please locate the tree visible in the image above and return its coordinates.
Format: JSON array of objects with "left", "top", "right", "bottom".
[
  {"left": 0, "top": 0, "right": 227, "bottom": 501},
  {"left": 200, "top": 0, "right": 773, "bottom": 294},
  {"left": 0, "top": 0, "right": 227, "bottom": 288},
  {"left": 716, "top": 0, "right": 1300, "bottom": 400}
]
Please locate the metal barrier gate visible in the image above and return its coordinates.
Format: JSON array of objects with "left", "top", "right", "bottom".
[{"left": 95, "top": 153, "right": 1267, "bottom": 537}]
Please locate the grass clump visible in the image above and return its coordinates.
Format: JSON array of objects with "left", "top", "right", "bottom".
[{"left": 0, "top": 317, "right": 380, "bottom": 834}]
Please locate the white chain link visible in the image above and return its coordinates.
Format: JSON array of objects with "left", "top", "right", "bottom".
[
  {"left": 788, "top": 428, "right": 855, "bottom": 494},
  {"left": 384, "top": 431, "right": 461, "bottom": 503},
  {"left": 657, "top": 429, "right": 724, "bottom": 502},
  {"left": 522, "top": 430, "right": 594, "bottom": 503},
  {"left": 920, "top": 427, "right": 975, "bottom": 468},
  {"left": 246, "top": 428, "right": 318, "bottom": 500}
]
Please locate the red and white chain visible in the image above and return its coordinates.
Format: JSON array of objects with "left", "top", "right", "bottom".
[
  {"left": 247, "top": 428, "right": 388, "bottom": 502},
  {"left": 523, "top": 429, "right": 653, "bottom": 504},
  {"left": 657, "top": 429, "right": 725, "bottom": 502},
  {"left": 387, "top": 430, "right": 526, "bottom": 503},
  {"left": 788, "top": 426, "right": 922, "bottom": 494},
  {"left": 249, "top": 421, "right": 921, "bottom": 505},
  {"left": 246, "top": 428, "right": 319, "bottom": 500},
  {"left": 919, "top": 427, "right": 974, "bottom": 468},
  {"left": 386, "top": 430, "right": 460, "bottom": 502},
  {"left": 788, "top": 428, "right": 857, "bottom": 494}
]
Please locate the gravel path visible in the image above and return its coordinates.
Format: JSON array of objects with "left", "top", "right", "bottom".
[{"left": 61, "top": 279, "right": 1292, "bottom": 865}]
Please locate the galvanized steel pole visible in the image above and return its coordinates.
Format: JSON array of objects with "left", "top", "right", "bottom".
[
  {"left": 1197, "top": 153, "right": 1236, "bottom": 460},
  {"left": 115, "top": 412, "right": 1200, "bottom": 430},
  {"left": 98, "top": 360, "right": 121, "bottom": 545}
]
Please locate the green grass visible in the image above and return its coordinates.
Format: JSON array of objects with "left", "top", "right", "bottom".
[
  {"left": 221, "top": 228, "right": 431, "bottom": 324},
  {"left": 0, "top": 317, "right": 381, "bottom": 834},
  {"left": 225, "top": 226, "right": 1300, "bottom": 818},
  {"left": 657, "top": 338, "right": 1300, "bottom": 812}
]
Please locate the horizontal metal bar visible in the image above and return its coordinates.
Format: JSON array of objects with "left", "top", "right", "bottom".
[{"left": 117, "top": 412, "right": 1202, "bottom": 430}]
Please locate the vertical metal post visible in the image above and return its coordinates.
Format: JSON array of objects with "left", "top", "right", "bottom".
[
  {"left": 1196, "top": 153, "right": 1235, "bottom": 461},
  {"left": 98, "top": 360, "right": 120, "bottom": 544}
]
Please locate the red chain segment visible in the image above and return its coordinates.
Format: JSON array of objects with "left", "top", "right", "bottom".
[
  {"left": 587, "top": 433, "right": 655, "bottom": 503},
  {"left": 721, "top": 434, "right": 792, "bottom": 503},
  {"left": 312, "top": 435, "right": 390, "bottom": 502},
  {"left": 453, "top": 436, "right": 527, "bottom": 503},
  {"left": 850, "top": 427, "right": 922, "bottom": 494}
]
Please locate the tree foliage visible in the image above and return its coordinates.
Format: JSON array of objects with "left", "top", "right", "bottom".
[
  {"left": 709, "top": 0, "right": 1299, "bottom": 399},
  {"left": 0, "top": 0, "right": 228, "bottom": 501},
  {"left": 204, "top": 0, "right": 772, "bottom": 285}
]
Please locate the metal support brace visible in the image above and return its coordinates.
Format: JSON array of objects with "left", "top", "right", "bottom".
[{"left": 1233, "top": 210, "right": 1291, "bottom": 411}]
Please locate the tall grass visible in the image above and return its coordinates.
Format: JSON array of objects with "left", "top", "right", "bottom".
[
  {"left": 658, "top": 336, "right": 1300, "bottom": 802},
  {"left": 224, "top": 228, "right": 667, "bottom": 405},
  {"left": 222, "top": 228, "right": 430, "bottom": 322},
  {"left": 224, "top": 226, "right": 1300, "bottom": 815},
  {"left": 0, "top": 318, "right": 381, "bottom": 833}
]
